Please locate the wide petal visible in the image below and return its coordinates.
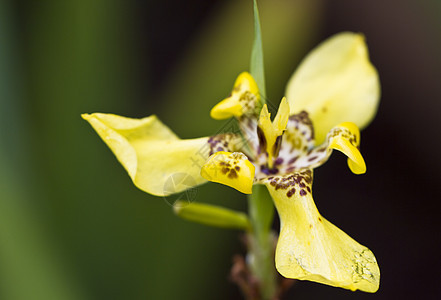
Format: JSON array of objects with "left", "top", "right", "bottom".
[
  {"left": 279, "top": 122, "right": 366, "bottom": 175},
  {"left": 83, "top": 113, "right": 221, "bottom": 196},
  {"left": 285, "top": 32, "right": 380, "bottom": 144},
  {"left": 261, "top": 170, "right": 380, "bottom": 292}
]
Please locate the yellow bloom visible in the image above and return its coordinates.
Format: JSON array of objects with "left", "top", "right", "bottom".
[
  {"left": 83, "top": 32, "right": 380, "bottom": 292},
  {"left": 286, "top": 32, "right": 380, "bottom": 144}
]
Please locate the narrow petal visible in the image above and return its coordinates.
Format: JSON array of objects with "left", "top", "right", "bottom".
[
  {"left": 280, "top": 122, "right": 366, "bottom": 175},
  {"left": 286, "top": 32, "right": 380, "bottom": 144},
  {"left": 210, "top": 97, "right": 243, "bottom": 119},
  {"left": 273, "top": 97, "right": 290, "bottom": 133},
  {"left": 327, "top": 122, "right": 365, "bottom": 174},
  {"left": 200, "top": 151, "right": 255, "bottom": 194},
  {"left": 261, "top": 170, "right": 380, "bottom": 292},
  {"left": 257, "top": 98, "right": 290, "bottom": 167},
  {"left": 83, "top": 113, "right": 218, "bottom": 196},
  {"left": 210, "top": 72, "right": 262, "bottom": 160}
]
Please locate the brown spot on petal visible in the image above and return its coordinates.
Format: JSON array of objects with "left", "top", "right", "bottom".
[
  {"left": 256, "top": 126, "right": 267, "bottom": 154},
  {"left": 307, "top": 156, "right": 318, "bottom": 162},
  {"left": 228, "top": 169, "right": 238, "bottom": 179},
  {"left": 288, "top": 157, "right": 298, "bottom": 164},
  {"left": 273, "top": 135, "right": 283, "bottom": 157},
  {"left": 286, "top": 188, "right": 296, "bottom": 198}
]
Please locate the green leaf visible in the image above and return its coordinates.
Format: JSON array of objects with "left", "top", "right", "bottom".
[
  {"left": 173, "top": 201, "right": 251, "bottom": 230},
  {"left": 250, "top": 0, "right": 266, "bottom": 102}
]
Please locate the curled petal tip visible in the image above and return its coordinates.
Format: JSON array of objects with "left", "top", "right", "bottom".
[
  {"left": 210, "top": 97, "right": 243, "bottom": 120},
  {"left": 210, "top": 72, "right": 260, "bottom": 120},
  {"left": 81, "top": 113, "right": 94, "bottom": 121},
  {"left": 328, "top": 122, "right": 366, "bottom": 174},
  {"left": 235, "top": 72, "right": 260, "bottom": 96},
  {"left": 348, "top": 156, "right": 366, "bottom": 174},
  {"left": 201, "top": 151, "right": 255, "bottom": 194}
]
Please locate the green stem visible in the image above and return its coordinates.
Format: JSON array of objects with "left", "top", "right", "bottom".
[
  {"left": 248, "top": 2, "right": 276, "bottom": 298},
  {"left": 247, "top": 185, "right": 277, "bottom": 300}
]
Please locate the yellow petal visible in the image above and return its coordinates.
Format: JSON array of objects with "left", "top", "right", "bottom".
[
  {"left": 262, "top": 170, "right": 380, "bottom": 293},
  {"left": 328, "top": 122, "right": 366, "bottom": 174},
  {"left": 210, "top": 97, "right": 243, "bottom": 119},
  {"left": 210, "top": 72, "right": 260, "bottom": 120},
  {"left": 280, "top": 121, "right": 366, "bottom": 175},
  {"left": 257, "top": 98, "right": 290, "bottom": 167},
  {"left": 286, "top": 32, "right": 380, "bottom": 144},
  {"left": 273, "top": 97, "right": 290, "bottom": 133},
  {"left": 235, "top": 71, "right": 260, "bottom": 96},
  {"left": 82, "top": 113, "right": 209, "bottom": 196},
  {"left": 200, "top": 151, "right": 255, "bottom": 194},
  {"left": 277, "top": 111, "right": 315, "bottom": 166}
]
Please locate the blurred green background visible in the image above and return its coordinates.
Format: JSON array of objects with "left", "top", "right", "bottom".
[{"left": 1, "top": 0, "right": 440, "bottom": 299}]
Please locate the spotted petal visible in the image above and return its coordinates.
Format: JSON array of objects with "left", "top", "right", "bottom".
[
  {"left": 257, "top": 98, "right": 290, "bottom": 167},
  {"left": 277, "top": 111, "right": 315, "bottom": 166},
  {"left": 82, "top": 113, "right": 239, "bottom": 196},
  {"left": 286, "top": 32, "right": 380, "bottom": 144},
  {"left": 211, "top": 72, "right": 263, "bottom": 159},
  {"left": 279, "top": 121, "right": 366, "bottom": 175},
  {"left": 211, "top": 72, "right": 261, "bottom": 120},
  {"left": 201, "top": 151, "right": 255, "bottom": 194},
  {"left": 261, "top": 170, "right": 380, "bottom": 292}
]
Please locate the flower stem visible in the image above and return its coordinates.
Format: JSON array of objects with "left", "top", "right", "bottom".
[{"left": 247, "top": 184, "right": 277, "bottom": 300}]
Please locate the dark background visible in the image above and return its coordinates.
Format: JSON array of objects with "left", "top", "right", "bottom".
[{"left": 1, "top": 0, "right": 440, "bottom": 299}]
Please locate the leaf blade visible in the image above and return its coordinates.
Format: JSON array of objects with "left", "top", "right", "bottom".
[{"left": 250, "top": 0, "right": 266, "bottom": 102}]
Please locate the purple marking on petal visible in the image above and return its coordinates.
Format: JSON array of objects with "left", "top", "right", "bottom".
[
  {"left": 261, "top": 166, "right": 279, "bottom": 175},
  {"left": 307, "top": 156, "right": 318, "bottom": 162},
  {"left": 274, "top": 157, "right": 284, "bottom": 165},
  {"left": 286, "top": 166, "right": 296, "bottom": 172},
  {"left": 288, "top": 157, "right": 298, "bottom": 164}
]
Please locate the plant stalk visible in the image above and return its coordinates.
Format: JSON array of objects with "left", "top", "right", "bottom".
[{"left": 247, "top": 185, "right": 277, "bottom": 300}]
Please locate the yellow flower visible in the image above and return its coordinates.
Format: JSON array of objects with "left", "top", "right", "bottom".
[{"left": 83, "top": 32, "right": 380, "bottom": 292}]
